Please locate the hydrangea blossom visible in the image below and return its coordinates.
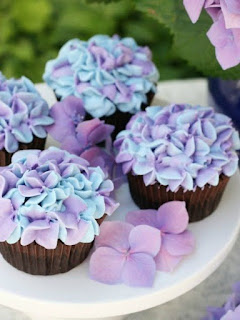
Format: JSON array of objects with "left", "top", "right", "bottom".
[
  {"left": 89, "top": 201, "right": 194, "bottom": 287},
  {"left": 0, "top": 147, "right": 118, "bottom": 249},
  {"left": 0, "top": 72, "right": 54, "bottom": 152},
  {"left": 126, "top": 201, "right": 195, "bottom": 272},
  {"left": 47, "top": 96, "right": 114, "bottom": 155},
  {"left": 183, "top": 0, "right": 240, "bottom": 69},
  {"left": 114, "top": 104, "right": 240, "bottom": 192},
  {"left": 43, "top": 35, "right": 159, "bottom": 118},
  {"left": 203, "top": 282, "right": 240, "bottom": 320},
  {"left": 48, "top": 96, "right": 124, "bottom": 187}
]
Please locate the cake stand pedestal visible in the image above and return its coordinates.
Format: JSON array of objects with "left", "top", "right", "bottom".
[{"left": 0, "top": 172, "right": 240, "bottom": 320}]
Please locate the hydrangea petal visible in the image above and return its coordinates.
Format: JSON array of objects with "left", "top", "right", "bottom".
[
  {"left": 129, "top": 225, "right": 161, "bottom": 256},
  {"left": 157, "top": 201, "right": 189, "bottom": 234},
  {"left": 95, "top": 221, "right": 133, "bottom": 251},
  {"left": 162, "top": 231, "right": 195, "bottom": 256},
  {"left": 155, "top": 246, "right": 183, "bottom": 272},
  {"left": 122, "top": 252, "right": 156, "bottom": 287},
  {"left": 89, "top": 247, "right": 125, "bottom": 284},
  {"left": 126, "top": 209, "right": 158, "bottom": 228}
]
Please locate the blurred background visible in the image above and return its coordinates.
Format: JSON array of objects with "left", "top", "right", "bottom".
[{"left": 0, "top": 0, "right": 200, "bottom": 83}]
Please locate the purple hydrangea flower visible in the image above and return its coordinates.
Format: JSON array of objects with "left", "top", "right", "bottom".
[
  {"left": 126, "top": 201, "right": 195, "bottom": 272},
  {"left": 203, "top": 282, "right": 240, "bottom": 320},
  {"left": 47, "top": 96, "right": 114, "bottom": 155},
  {"left": 89, "top": 201, "right": 194, "bottom": 287},
  {"left": 183, "top": 0, "right": 240, "bottom": 70},
  {"left": 47, "top": 96, "right": 124, "bottom": 187},
  {"left": 89, "top": 221, "right": 161, "bottom": 287},
  {"left": 0, "top": 147, "right": 118, "bottom": 249},
  {"left": 0, "top": 74, "right": 54, "bottom": 152},
  {"left": 115, "top": 104, "right": 240, "bottom": 192}
]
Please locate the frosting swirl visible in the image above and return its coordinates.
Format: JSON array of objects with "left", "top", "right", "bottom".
[
  {"left": 0, "top": 147, "right": 118, "bottom": 249},
  {"left": 0, "top": 73, "right": 54, "bottom": 153},
  {"left": 114, "top": 104, "right": 240, "bottom": 192},
  {"left": 43, "top": 35, "right": 159, "bottom": 118}
]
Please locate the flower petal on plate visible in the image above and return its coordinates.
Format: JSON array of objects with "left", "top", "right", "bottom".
[
  {"left": 157, "top": 201, "right": 189, "bottom": 234},
  {"left": 89, "top": 247, "right": 125, "bottom": 284},
  {"left": 155, "top": 246, "right": 183, "bottom": 272},
  {"left": 129, "top": 225, "right": 161, "bottom": 257},
  {"left": 95, "top": 221, "right": 133, "bottom": 252},
  {"left": 122, "top": 252, "right": 156, "bottom": 287},
  {"left": 162, "top": 231, "right": 195, "bottom": 256},
  {"left": 126, "top": 209, "right": 158, "bottom": 228}
]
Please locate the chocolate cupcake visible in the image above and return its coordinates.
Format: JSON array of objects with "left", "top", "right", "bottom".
[
  {"left": 115, "top": 104, "right": 240, "bottom": 222},
  {"left": 0, "top": 73, "right": 54, "bottom": 166},
  {"left": 0, "top": 147, "right": 118, "bottom": 275},
  {"left": 43, "top": 35, "right": 159, "bottom": 138}
]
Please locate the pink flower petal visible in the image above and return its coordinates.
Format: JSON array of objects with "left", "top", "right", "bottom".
[
  {"left": 61, "top": 135, "right": 82, "bottom": 155},
  {"left": 89, "top": 247, "right": 125, "bottom": 284},
  {"left": 126, "top": 209, "right": 158, "bottom": 228},
  {"left": 157, "top": 201, "right": 189, "bottom": 234},
  {"left": 155, "top": 246, "right": 184, "bottom": 272},
  {"left": 183, "top": 0, "right": 205, "bottom": 23},
  {"left": 122, "top": 252, "right": 156, "bottom": 287},
  {"left": 129, "top": 225, "right": 161, "bottom": 257},
  {"left": 162, "top": 231, "right": 195, "bottom": 256},
  {"left": 221, "top": 0, "right": 240, "bottom": 29},
  {"left": 95, "top": 221, "right": 133, "bottom": 252}
]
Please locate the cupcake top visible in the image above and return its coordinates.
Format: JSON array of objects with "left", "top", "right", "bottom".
[
  {"left": 0, "top": 73, "right": 54, "bottom": 153},
  {"left": 115, "top": 104, "right": 240, "bottom": 192},
  {"left": 0, "top": 147, "right": 118, "bottom": 249},
  {"left": 43, "top": 34, "right": 159, "bottom": 118}
]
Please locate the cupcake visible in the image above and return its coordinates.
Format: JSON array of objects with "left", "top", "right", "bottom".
[
  {"left": 0, "top": 73, "right": 54, "bottom": 166},
  {"left": 43, "top": 34, "right": 159, "bottom": 138},
  {"left": 114, "top": 104, "right": 240, "bottom": 222},
  {"left": 0, "top": 147, "right": 118, "bottom": 275}
]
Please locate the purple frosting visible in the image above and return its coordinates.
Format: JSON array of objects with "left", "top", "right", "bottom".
[
  {"left": 0, "top": 147, "right": 118, "bottom": 249},
  {"left": 43, "top": 35, "right": 159, "bottom": 118},
  {"left": 0, "top": 73, "right": 54, "bottom": 153},
  {"left": 114, "top": 104, "right": 240, "bottom": 192}
]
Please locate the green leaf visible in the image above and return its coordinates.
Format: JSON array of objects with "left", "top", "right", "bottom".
[
  {"left": 12, "top": 0, "right": 52, "bottom": 33},
  {"left": 136, "top": 0, "right": 240, "bottom": 79}
]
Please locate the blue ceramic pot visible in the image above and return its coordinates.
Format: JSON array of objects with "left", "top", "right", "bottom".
[{"left": 208, "top": 78, "right": 240, "bottom": 131}]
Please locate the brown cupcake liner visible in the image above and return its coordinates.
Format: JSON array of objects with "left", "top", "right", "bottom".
[
  {"left": 0, "top": 215, "right": 107, "bottom": 275},
  {"left": 0, "top": 136, "right": 46, "bottom": 167},
  {"left": 128, "top": 173, "right": 230, "bottom": 222},
  {"left": 99, "top": 90, "right": 155, "bottom": 140}
]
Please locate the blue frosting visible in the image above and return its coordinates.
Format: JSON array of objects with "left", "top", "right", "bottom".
[
  {"left": 0, "top": 147, "right": 118, "bottom": 249},
  {"left": 43, "top": 35, "right": 159, "bottom": 118},
  {"left": 115, "top": 104, "right": 240, "bottom": 192},
  {"left": 0, "top": 73, "right": 54, "bottom": 153}
]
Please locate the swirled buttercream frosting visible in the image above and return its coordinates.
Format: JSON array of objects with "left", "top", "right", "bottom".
[
  {"left": 0, "top": 147, "right": 118, "bottom": 249},
  {"left": 0, "top": 72, "right": 54, "bottom": 153},
  {"left": 114, "top": 104, "right": 240, "bottom": 192},
  {"left": 43, "top": 35, "right": 159, "bottom": 118}
]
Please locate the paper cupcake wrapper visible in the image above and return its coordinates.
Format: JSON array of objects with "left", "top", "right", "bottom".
[
  {"left": 100, "top": 90, "right": 155, "bottom": 139},
  {"left": 0, "top": 215, "right": 107, "bottom": 275},
  {"left": 0, "top": 136, "right": 46, "bottom": 167},
  {"left": 128, "top": 173, "right": 230, "bottom": 222}
]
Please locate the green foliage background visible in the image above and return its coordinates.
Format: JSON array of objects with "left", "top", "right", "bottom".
[{"left": 0, "top": 0, "right": 200, "bottom": 83}]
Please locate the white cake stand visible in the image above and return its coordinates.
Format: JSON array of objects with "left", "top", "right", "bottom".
[{"left": 0, "top": 84, "right": 239, "bottom": 320}]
